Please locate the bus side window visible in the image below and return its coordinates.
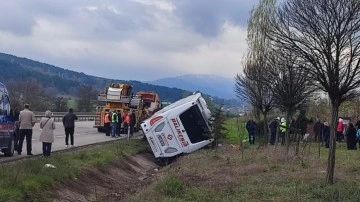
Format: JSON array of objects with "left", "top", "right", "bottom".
[{"left": 3, "top": 95, "right": 10, "bottom": 117}]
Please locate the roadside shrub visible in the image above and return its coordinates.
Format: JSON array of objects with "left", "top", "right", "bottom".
[
  {"left": 211, "top": 105, "right": 229, "bottom": 148},
  {"left": 155, "top": 177, "right": 185, "bottom": 198}
]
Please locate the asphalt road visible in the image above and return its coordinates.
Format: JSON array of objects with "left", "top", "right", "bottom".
[{"left": 0, "top": 121, "right": 139, "bottom": 162}]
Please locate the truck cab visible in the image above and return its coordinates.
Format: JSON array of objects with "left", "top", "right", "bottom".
[{"left": 141, "top": 93, "right": 213, "bottom": 161}]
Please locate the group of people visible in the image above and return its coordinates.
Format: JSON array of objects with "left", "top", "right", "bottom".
[
  {"left": 269, "top": 117, "right": 288, "bottom": 145},
  {"left": 311, "top": 119, "right": 331, "bottom": 148},
  {"left": 15, "top": 104, "right": 78, "bottom": 157},
  {"left": 315, "top": 118, "right": 360, "bottom": 150},
  {"left": 246, "top": 117, "right": 291, "bottom": 145},
  {"left": 12, "top": 104, "right": 142, "bottom": 157},
  {"left": 103, "top": 109, "right": 136, "bottom": 138},
  {"left": 247, "top": 114, "right": 360, "bottom": 150},
  {"left": 263, "top": 116, "right": 328, "bottom": 146}
]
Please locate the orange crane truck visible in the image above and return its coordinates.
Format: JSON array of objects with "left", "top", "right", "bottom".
[{"left": 94, "top": 83, "right": 144, "bottom": 132}]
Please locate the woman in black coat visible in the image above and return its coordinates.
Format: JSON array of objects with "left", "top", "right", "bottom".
[{"left": 346, "top": 123, "right": 357, "bottom": 150}]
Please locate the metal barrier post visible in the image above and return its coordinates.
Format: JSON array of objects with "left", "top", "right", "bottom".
[{"left": 127, "top": 125, "right": 130, "bottom": 140}]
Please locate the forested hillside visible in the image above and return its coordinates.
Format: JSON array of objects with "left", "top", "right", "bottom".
[
  {"left": 0, "top": 52, "right": 241, "bottom": 113},
  {"left": 0, "top": 53, "right": 186, "bottom": 102}
]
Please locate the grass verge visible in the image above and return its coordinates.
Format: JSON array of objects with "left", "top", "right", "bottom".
[
  {"left": 224, "top": 117, "right": 248, "bottom": 145},
  {"left": 129, "top": 118, "right": 360, "bottom": 202},
  {"left": 0, "top": 139, "right": 148, "bottom": 202}
]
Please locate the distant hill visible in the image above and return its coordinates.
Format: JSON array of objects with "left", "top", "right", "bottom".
[
  {"left": 146, "top": 74, "right": 236, "bottom": 99},
  {"left": 0, "top": 53, "right": 187, "bottom": 102},
  {"left": 0, "top": 52, "right": 243, "bottom": 113}
]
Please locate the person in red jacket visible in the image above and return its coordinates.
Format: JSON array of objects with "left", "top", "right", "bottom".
[{"left": 337, "top": 118, "right": 344, "bottom": 142}]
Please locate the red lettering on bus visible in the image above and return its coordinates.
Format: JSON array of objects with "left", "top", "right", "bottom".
[{"left": 171, "top": 118, "right": 188, "bottom": 147}]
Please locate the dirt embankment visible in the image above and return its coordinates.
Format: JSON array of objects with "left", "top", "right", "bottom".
[{"left": 49, "top": 152, "right": 159, "bottom": 202}]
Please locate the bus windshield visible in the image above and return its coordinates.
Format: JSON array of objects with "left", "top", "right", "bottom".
[{"left": 179, "top": 105, "right": 212, "bottom": 144}]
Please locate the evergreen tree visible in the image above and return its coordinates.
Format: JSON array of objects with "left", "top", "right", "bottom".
[{"left": 211, "top": 105, "right": 228, "bottom": 154}]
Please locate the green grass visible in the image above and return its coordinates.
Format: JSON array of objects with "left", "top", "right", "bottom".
[
  {"left": 224, "top": 117, "right": 248, "bottom": 145},
  {"left": 67, "top": 99, "right": 77, "bottom": 110},
  {"left": 155, "top": 177, "right": 185, "bottom": 198},
  {"left": 0, "top": 139, "right": 148, "bottom": 202},
  {"left": 129, "top": 118, "right": 360, "bottom": 202},
  {"left": 131, "top": 143, "right": 360, "bottom": 202}
]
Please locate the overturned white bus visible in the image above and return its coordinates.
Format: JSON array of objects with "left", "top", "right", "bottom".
[{"left": 141, "top": 93, "right": 213, "bottom": 162}]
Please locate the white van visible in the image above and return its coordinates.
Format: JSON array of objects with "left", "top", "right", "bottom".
[{"left": 141, "top": 93, "right": 213, "bottom": 160}]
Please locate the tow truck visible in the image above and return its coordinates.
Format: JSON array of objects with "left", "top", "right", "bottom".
[
  {"left": 94, "top": 83, "right": 144, "bottom": 132},
  {"left": 136, "top": 91, "right": 160, "bottom": 120}
]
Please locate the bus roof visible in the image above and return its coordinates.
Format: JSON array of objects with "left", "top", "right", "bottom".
[{"left": 153, "top": 93, "right": 202, "bottom": 116}]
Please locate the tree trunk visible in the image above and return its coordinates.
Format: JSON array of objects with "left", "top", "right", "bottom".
[
  {"left": 262, "top": 112, "right": 269, "bottom": 146},
  {"left": 326, "top": 104, "right": 339, "bottom": 184},
  {"left": 254, "top": 107, "right": 261, "bottom": 121},
  {"left": 295, "top": 131, "right": 300, "bottom": 156},
  {"left": 285, "top": 111, "right": 291, "bottom": 155}
]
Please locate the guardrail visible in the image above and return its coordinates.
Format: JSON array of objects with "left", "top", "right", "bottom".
[{"left": 34, "top": 114, "right": 96, "bottom": 123}]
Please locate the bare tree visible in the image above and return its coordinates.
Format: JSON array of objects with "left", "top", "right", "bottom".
[
  {"left": 54, "top": 97, "right": 68, "bottom": 112},
  {"left": 235, "top": 68, "right": 274, "bottom": 145},
  {"left": 268, "top": 0, "right": 360, "bottom": 183},
  {"left": 265, "top": 49, "right": 314, "bottom": 153},
  {"left": 77, "top": 85, "right": 97, "bottom": 112},
  {"left": 6, "top": 79, "right": 49, "bottom": 111},
  {"left": 235, "top": 0, "right": 276, "bottom": 145},
  {"left": 6, "top": 81, "right": 23, "bottom": 110}
]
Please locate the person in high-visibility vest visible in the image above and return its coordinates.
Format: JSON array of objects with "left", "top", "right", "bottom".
[
  {"left": 123, "top": 111, "right": 130, "bottom": 134},
  {"left": 104, "top": 110, "right": 111, "bottom": 136},
  {"left": 279, "top": 118, "right": 286, "bottom": 145},
  {"left": 111, "top": 110, "right": 118, "bottom": 138}
]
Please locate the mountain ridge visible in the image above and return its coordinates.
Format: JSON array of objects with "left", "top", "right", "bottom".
[
  {"left": 146, "top": 74, "right": 236, "bottom": 99},
  {"left": 0, "top": 52, "right": 188, "bottom": 102},
  {"left": 0, "top": 52, "right": 242, "bottom": 113}
]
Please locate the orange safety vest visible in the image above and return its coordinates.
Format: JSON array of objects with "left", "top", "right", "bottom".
[
  {"left": 124, "top": 114, "right": 130, "bottom": 124},
  {"left": 104, "top": 113, "right": 110, "bottom": 123}
]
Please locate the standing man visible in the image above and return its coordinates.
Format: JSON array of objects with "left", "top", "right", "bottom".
[
  {"left": 111, "top": 110, "right": 118, "bottom": 138},
  {"left": 116, "top": 110, "right": 123, "bottom": 137},
  {"left": 104, "top": 110, "right": 111, "bottom": 136},
  {"left": 269, "top": 117, "right": 280, "bottom": 145},
  {"left": 246, "top": 117, "right": 257, "bottom": 145},
  {"left": 129, "top": 110, "right": 136, "bottom": 137},
  {"left": 313, "top": 118, "right": 324, "bottom": 142},
  {"left": 13, "top": 108, "right": 20, "bottom": 152},
  {"left": 279, "top": 118, "right": 287, "bottom": 145},
  {"left": 18, "top": 104, "right": 36, "bottom": 155},
  {"left": 63, "top": 108, "right": 78, "bottom": 148},
  {"left": 322, "top": 122, "right": 330, "bottom": 148},
  {"left": 123, "top": 110, "right": 130, "bottom": 135}
]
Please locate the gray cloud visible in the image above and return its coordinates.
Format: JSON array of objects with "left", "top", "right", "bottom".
[
  {"left": 173, "top": 0, "right": 255, "bottom": 37},
  {"left": 0, "top": 0, "right": 256, "bottom": 81},
  {"left": 0, "top": 2, "right": 36, "bottom": 35}
]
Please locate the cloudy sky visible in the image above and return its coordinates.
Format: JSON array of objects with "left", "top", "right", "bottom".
[{"left": 0, "top": 0, "right": 256, "bottom": 81}]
